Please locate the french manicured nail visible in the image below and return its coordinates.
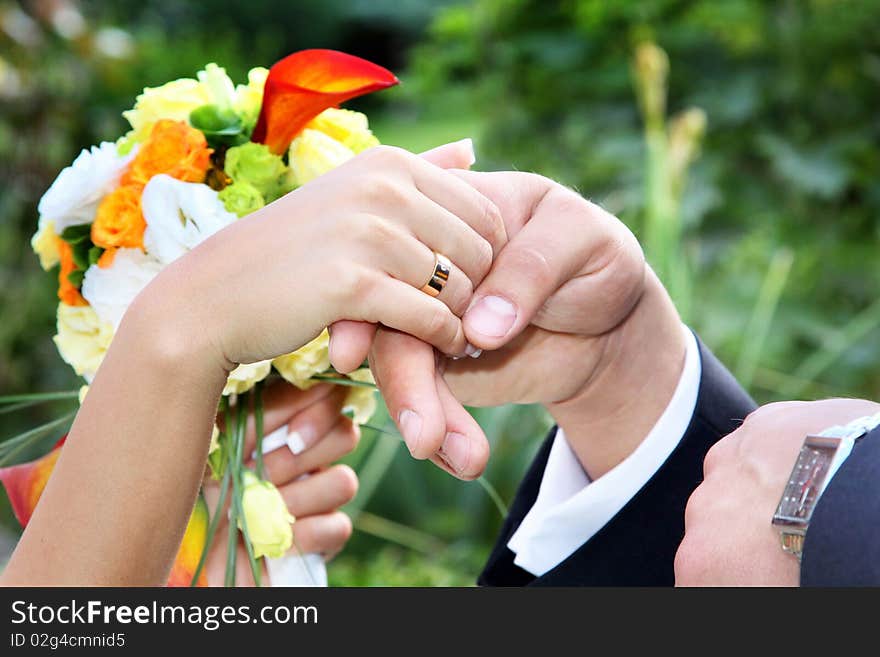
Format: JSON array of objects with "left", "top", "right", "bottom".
[
  {"left": 398, "top": 409, "right": 422, "bottom": 455},
  {"left": 286, "top": 431, "right": 307, "bottom": 456},
  {"left": 465, "top": 343, "right": 483, "bottom": 359},
  {"left": 291, "top": 424, "right": 317, "bottom": 450},
  {"left": 440, "top": 432, "right": 470, "bottom": 474},
  {"left": 465, "top": 295, "right": 517, "bottom": 338},
  {"left": 460, "top": 138, "right": 476, "bottom": 167}
]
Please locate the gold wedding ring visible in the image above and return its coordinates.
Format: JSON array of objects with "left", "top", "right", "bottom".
[{"left": 420, "top": 252, "right": 452, "bottom": 297}]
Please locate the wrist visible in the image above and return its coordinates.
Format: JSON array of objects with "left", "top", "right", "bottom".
[
  {"left": 120, "top": 272, "right": 233, "bottom": 390},
  {"left": 545, "top": 268, "right": 687, "bottom": 479}
]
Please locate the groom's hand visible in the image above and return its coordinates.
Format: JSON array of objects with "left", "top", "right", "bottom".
[
  {"left": 676, "top": 398, "right": 880, "bottom": 586},
  {"left": 368, "top": 172, "right": 685, "bottom": 479}
]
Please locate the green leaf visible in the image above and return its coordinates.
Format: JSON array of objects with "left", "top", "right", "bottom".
[
  {"left": 0, "top": 412, "right": 75, "bottom": 467},
  {"left": 70, "top": 239, "right": 92, "bottom": 271},
  {"left": 60, "top": 224, "right": 91, "bottom": 244},
  {"left": 0, "top": 391, "right": 80, "bottom": 404},
  {"left": 66, "top": 269, "right": 85, "bottom": 288},
  {"left": 88, "top": 245, "right": 104, "bottom": 266},
  {"left": 190, "top": 104, "right": 247, "bottom": 147}
]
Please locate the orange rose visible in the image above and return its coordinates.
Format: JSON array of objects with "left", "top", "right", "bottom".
[
  {"left": 91, "top": 184, "right": 145, "bottom": 250},
  {"left": 97, "top": 248, "right": 117, "bottom": 268},
  {"left": 123, "top": 119, "right": 213, "bottom": 187},
  {"left": 57, "top": 238, "right": 87, "bottom": 306}
]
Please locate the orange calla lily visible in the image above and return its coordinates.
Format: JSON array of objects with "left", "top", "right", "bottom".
[
  {"left": 252, "top": 49, "right": 398, "bottom": 154},
  {"left": 0, "top": 437, "right": 208, "bottom": 587},
  {"left": 166, "top": 495, "right": 209, "bottom": 587},
  {"left": 0, "top": 437, "right": 65, "bottom": 527}
]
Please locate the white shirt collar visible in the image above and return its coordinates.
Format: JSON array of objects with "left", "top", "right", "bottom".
[{"left": 507, "top": 325, "right": 702, "bottom": 577}]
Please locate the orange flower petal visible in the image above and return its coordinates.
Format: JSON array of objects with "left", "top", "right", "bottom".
[
  {"left": 91, "top": 184, "right": 145, "bottom": 250},
  {"left": 166, "top": 496, "right": 209, "bottom": 587},
  {"left": 0, "top": 437, "right": 65, "bottom": 527},
  {"left": 252, "top": 49, "right": 398, "bottom": 154},
  {"left": 57, "top": 240, "right": 87, "bottom": 306}
]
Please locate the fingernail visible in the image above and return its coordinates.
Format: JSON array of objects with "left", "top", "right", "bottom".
[
  {"left": 465, "top": 343, "right": 483, "bottom": 359},
  {"left": 258, "top": 426, "right": 289, "bottom": 456},
  {"left": 457, "top": 138, "right": 476, "bottom": 167},
  {"left": 464, "top": 295, "right": 517, "bottom": 338},
  {"left": 398, "top": 409, "right": 422, "bottom": 455},
  {"left": 286, "top": 431, "right": 306, "bottom": 456},
  {"left": 440, "top": 432, "right": 470, "bottom": 474},
  {"left": 291, "top": 423, "right": 317, "bottom": 449}
]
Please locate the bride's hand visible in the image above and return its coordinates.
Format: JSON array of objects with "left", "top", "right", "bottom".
[
  {"left": 129, "top": 143, "right": 506, "bottom": 377},
  {"left": 202, "top": 381, "right": 360, "bottom": 586}
]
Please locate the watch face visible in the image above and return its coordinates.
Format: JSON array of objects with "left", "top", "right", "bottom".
[{"left": 773, "top": 435, "right": 841, "bottom": 526}]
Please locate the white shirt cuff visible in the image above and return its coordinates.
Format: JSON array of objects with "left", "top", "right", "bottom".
[{"left": 507, "top": 325, "right": 702, "bottom": 577}]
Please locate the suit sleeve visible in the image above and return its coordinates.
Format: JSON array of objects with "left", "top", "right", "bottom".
[
  {"left": 479, "top": 335, "right": 757, "bottom": 586},
  {"left": 801, "top": 426, "right": 880, "bottom": 585}
]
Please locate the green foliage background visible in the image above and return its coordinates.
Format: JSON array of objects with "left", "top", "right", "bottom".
[{"left": 1, "top": 0, "right": 878, "bottom": 585}]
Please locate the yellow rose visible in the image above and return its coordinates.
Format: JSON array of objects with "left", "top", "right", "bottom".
[
  {"left": 31, "top": 220, "right": 60, "bottom": 271},
  {"left": 223, "top": 359, "right": 272, "bottom": 396},
  {"left": 306, "top": 108, "right": 380, "bottom": 154},
  {"left": 272, "top": 330, "right": 331, "bottom": 389},
  {"left": 78, "top": 385, "right": 89, "bottom": 404},
  {"left": 287, "top": 129, "right": 355, "bottom": 187},
  {"left": 123, "top": 78, "right": 211, "bottom": 143},
  {"left": 343, "top": 368, "right": 378, "bottom": 425},
  {"left": 53, "top": 303, "right": 114, "bottom": 382},
  {"left": 239, "top": 470, "right": 294, "bottom": 559}
]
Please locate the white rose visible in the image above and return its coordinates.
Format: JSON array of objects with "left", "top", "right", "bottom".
[
  {"left": 81, "top": 248, "right": 163, "bottom": 330},
  {"left": 37, "top": 141, "right": 136, "bottom": 235},
  {"left": 142, "top": 175, "right": 238, "bottom": 265},
  {"left": 197, "top": 63, "right": 236, "bottom": 110}
]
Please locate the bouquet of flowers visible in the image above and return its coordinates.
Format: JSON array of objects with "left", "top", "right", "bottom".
[{"left": 0, "top": 49, "right": 399, "bottom": 586}]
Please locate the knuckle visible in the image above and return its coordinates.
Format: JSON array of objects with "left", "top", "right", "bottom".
[
  {"left": 702, "top": 440, "right": 726, "bottom": 476},
  {"left": 507, "top": 244, "right": 555, "bottom": 292},
  {"left": 674, "top": 536, "right": 700, "bottom": 584},
  {"left": 364, "top": 176, "right": 411, "bottom": 209},
  {"left": 332, "top": 264, "right": 376, "bottom": 310},
  {"left": 683, "top": 484, "right": 707, "bottom": 530},
  {"left": 424, "top": 303, "right": 453, "bottom": 341},
  {"left": 448, "top": 276, "right": 474, "bottom": 317},
  {"left": 473, "top": 237, "right": 494, "bottom": 282},
  {"left": 364, "top": 216, "right": 398, "bottom": 248},
  {"left": 367, "top": 144, "right": 409, "bottom": 170},
  {"left": 481, "top": 199, "right": 506, "bottom": 250}
]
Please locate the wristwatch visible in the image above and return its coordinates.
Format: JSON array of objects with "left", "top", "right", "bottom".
[{"left": 772, "top": 413, "right": 880, "bottom": 562}]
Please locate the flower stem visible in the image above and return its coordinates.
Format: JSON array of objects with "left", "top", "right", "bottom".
[
  {"left": 223, "top": 399, "right": 239, "bottom": 587},
  {"left": 0, "top": 391, "right": 80, "bottom": 404},
  {"left": 253, "top": 382, "right": 265, "bottom": 479}
]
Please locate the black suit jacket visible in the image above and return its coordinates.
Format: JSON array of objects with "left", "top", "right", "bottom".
[
  {"left": 480, "top": 337, "right": 880, "bottom": 586},
  {"left": 479, "top": 337, "right": 756, "bottom": 586}
]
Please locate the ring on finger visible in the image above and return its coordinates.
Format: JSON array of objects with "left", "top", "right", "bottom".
[{"left": 420, "top": 252, "right": 452, "bottom": 297}]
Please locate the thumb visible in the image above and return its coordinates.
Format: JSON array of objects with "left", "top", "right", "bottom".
[
  {"left": 327, "top": 138, "right": 478, "bottom": 371},
  {"left": 418, "top": 138, "right": 476, "bottom": 170}
]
